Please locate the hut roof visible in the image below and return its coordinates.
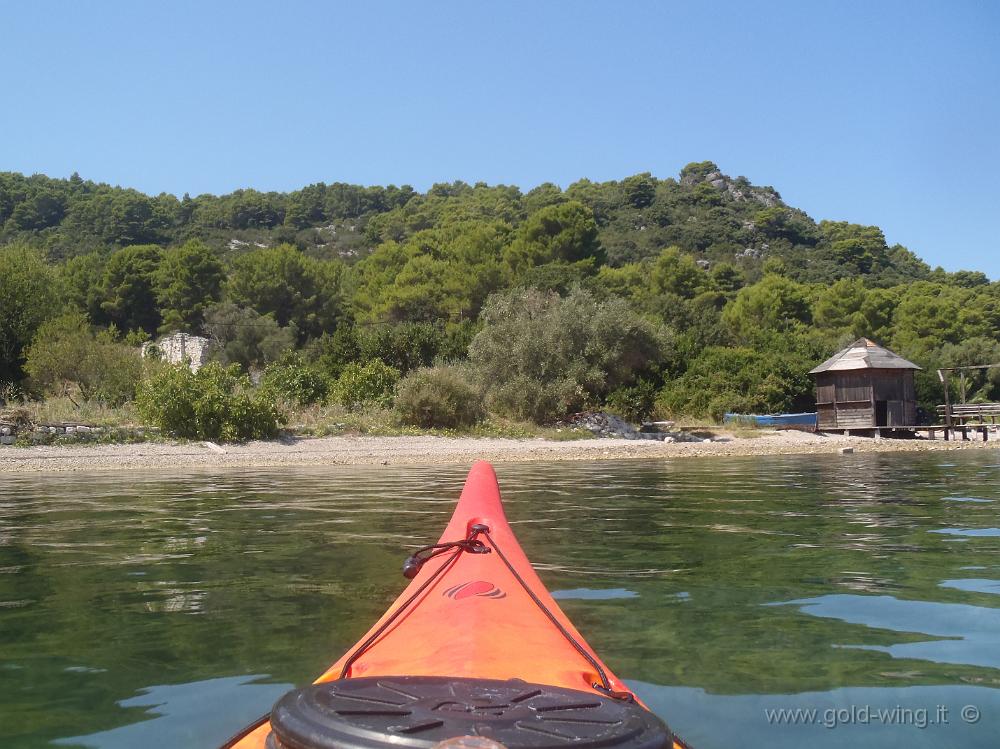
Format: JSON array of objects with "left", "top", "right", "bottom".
[{"left": 809, "top": 338, "right": 921, "bottom": 374}]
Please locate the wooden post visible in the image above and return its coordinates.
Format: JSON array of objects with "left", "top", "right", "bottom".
[
  {"left": 960, "top": 371, "right": 967, "bottom": 405},
  {"left": 939, "top": 369, "right": 952, "bottom": 439}
]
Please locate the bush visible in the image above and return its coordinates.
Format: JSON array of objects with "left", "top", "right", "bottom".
[
  {"left": 0, "top": 381, "right": 24, "bottom": 406},
  {"left": 468, "top": 287, "right": 667, "bottom": 422},
  {"left": 24, "top": 312, "right": 142, "bottom": 406},
  {"left": 396, "top": 366, "right": 485, "bottom": 428},
  {"left": 308, "top": 326, "right": 362, "bottom": 379},
  {"left": 331, "top": 360, "right": 400, "bottom": 409},
  {"left": 136, "top": 362, "right": 281, "bottom": 441},
  {"left": 656, "top": 338, "right": 816, "bottom": 420},
  {"left": 90, "top": 335, "right": 145, "bottom": 407},
  {"left": 437, "top": 320, "right": 479, "bottom": 363},
  {"left": 260, "top": 352, "right": 329, "bottom": 406},
  {"left": 359, "top": 322, "right": 445, "bottom": 374},
  {"left": 605, "top": 380, "right": 658, "bottom": 423},
  {"left": 485, "top": 375, "right": 586, "bottom": 424}
]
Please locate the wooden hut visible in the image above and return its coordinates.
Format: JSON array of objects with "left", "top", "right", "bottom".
[{"left": 810, "top": 338, "right": 920, "bottom": 431}]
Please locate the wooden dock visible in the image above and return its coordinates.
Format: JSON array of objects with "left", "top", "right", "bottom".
[
  {"left": 735, "top": 420, "right": 997, "bottom": 441},
  {"left": 822, "top": 424, "right": 998, "bottom": 441},
  {"left": 936, "top": 364, "right": 1000, "bottom": 440}
]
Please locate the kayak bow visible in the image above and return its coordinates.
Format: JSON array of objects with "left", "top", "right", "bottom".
[{"left": 224, "top": 461, "right": 685, "bottom": 749}]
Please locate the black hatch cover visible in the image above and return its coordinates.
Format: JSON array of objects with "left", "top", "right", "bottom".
[{"left": 266, "top": 676, "right": 673, "bottom": 749}]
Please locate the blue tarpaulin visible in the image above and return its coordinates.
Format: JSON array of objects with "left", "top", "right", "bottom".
[{"left": 723, "top": 412, "right": 817, "bottom": 427}]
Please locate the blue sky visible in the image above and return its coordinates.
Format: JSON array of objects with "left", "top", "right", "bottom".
[{"left": 3, "top": 1, "right": 998, "bottom": 276}]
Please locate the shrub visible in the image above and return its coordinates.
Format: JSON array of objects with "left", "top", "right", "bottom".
[
  {"left": 308, "top": 326, "right": 362, "bottom": 379},
  {"left": 0, "top": 381, "right": 24, "bottom": 406},
  {"left": 310, "top": 322, "right": 473, "bottom": 380},
  {"left": 331, "top": 360, "right": 400, "bottom": 409},
  {"left": 468, "top": 287, "right": 667, "bottom": 422},
  {"left": 656, "top": 339, "right": 816, "bottom": 420},
  {"left": 437, "top": 320, "right": 480, "bottom": 363},
  {"left": 24, "top": 312, "right": 142, "bottom": 406},
  {"left": 359, "top": 322, "right": 445, "bottom": 374},
  {"left": 260, "top": 352, "right": 329, "bottom": 406},
  {"left": 485, "top": 375, "right": 586, "bottom": 424},
  {"left": 136, "top": 362, "right": 280, "bottom": 441},
  {"left": 90, "top": 336, "right": 145, "bottom": 407},
  {"left": 605, "top": 380, "right": 658, "bottom": 423},
  {"left": 396, "top": 366, "right": 485, "bottom": 428}
]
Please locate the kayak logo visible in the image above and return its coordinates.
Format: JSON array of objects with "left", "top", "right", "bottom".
[{"left": 443, "top": 580, "right": 506, "bottom": 600}]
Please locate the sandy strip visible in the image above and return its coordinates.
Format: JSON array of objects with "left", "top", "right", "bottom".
[{"left": 0, "top": 430, "right": 996, "bottom": 473}]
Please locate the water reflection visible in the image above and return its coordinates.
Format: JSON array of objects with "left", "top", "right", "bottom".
[
  {"left": 56, "top": 675, "right": 290, "bottom": 749},
  {"left": 772, "top": 594, "right": 1000, "bottom": 669},
  {"left": 939, "top": 579, "right": 1000, "bottom": 595},
  {"left": 551, "top": 587, "right": 639, "bottom": 600},
  {"left": 931, "top": 528, "right": 1000, "bottom": 537},
  {"left": 634, "top": 681, "right": 1000, "bottom": 749}
]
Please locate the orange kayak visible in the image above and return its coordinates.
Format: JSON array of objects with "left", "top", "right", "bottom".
[{"left": 223, "top": 461, "right": 687, "bottom": 749}]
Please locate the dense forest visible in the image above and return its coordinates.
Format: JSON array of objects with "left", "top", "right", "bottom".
[{"left": 2, "top": 162, "right": 998, "bottom": 436}]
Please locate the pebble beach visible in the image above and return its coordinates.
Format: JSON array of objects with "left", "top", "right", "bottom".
[{"left": 1, "top": 429, "right": 995, "bottom": 473}]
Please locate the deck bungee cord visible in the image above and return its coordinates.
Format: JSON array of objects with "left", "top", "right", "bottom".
[
  {"left": 339, "top": 528, "right": 491, "bottom": 681},
  {"left": 478, "top": 527, "right": 632, "bottom": 702}
]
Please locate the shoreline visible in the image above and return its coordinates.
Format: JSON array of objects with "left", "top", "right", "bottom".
[{"left": 1, "top": 430, "right": 996, "bottom": 473}]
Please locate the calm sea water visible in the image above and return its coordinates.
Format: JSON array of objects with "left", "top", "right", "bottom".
[{"left": 1, "top": 453, "right": 999, "bottom": 748}]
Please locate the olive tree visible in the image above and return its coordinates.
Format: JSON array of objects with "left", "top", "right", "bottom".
[{"left": 468, "top": 288, "right": 667, "bottom": 422}]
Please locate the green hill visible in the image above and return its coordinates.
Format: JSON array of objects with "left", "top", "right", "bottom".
[{"left": 1, "top": 163, "right": 997, "bottom": 425}]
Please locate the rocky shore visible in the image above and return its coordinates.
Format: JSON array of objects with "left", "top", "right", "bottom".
[{"left": 1, "top": 429, "right": 995, "bottom": 473}]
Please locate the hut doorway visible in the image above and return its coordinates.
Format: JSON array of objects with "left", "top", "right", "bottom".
[{"left": 875, "top": 400, "right": 888, "bottom": 426}]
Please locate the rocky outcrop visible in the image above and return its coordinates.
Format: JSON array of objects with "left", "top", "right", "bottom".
[{"left": 682, "top": 165, "right": 783, "bottom": 208}]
